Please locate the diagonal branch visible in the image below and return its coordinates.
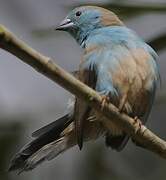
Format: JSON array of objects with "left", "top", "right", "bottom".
[{"left": 0, "top": 25, "right": 165, "bottom": 159}]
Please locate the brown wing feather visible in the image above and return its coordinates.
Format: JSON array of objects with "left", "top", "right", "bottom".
[{"left": 73, "top": 68, "right": 97, "bottom": 149}]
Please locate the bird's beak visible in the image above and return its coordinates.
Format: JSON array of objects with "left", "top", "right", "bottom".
[{"left": 55, "top": 18, "right": 74, "bottom": 31}]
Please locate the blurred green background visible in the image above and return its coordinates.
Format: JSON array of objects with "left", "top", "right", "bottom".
[{"left": 0, "top": 0, "right": 166, "bottom": 180}]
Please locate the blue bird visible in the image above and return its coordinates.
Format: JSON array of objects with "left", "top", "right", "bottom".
[{"left": 9, "top": 6, "right": 160, "bottom": 172}]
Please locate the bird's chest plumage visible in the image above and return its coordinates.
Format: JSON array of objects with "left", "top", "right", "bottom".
[
  {"left": 78, "top": 27, "right": 159, "bottom": 136},
  {"left": 107, "top": 48, "right": 155, "bottom": 115},
  {"left": 82, "top": 42, "right": 158, "bottom": 135}
]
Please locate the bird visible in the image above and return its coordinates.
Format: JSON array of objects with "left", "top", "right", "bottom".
[{"left": 9, "top": 6, "right": 160, "bottom": 173}]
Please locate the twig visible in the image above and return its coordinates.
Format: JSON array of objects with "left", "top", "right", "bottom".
[{"left": 0, "top": 25, "right": 165, "bottom": 159}]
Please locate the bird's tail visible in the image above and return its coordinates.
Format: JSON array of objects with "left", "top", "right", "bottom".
[
  {"left": 9, "top": 114, "right": 103, "bottom": 173},
  {"left": 8, "top": 114, "right": 74, "bottom": 173}
]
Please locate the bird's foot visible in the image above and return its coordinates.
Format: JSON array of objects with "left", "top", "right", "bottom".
[
  {"left": 118, "top": 90, "right": 129, "bottom": 113},
  {"left": 101, "top": 95, "right": 110, "bottom": 111},
  {"left": 133, "top": 116, "right": 142, "bottom": 129}
]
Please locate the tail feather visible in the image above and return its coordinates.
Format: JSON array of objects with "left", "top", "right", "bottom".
[
  {"left": 9, "top": 114, "right": 72, "bottom": 172},
  {"left": 32, "top": 114, "right": 70, "bottom": 138},
  {"left": 9, "top": 114, "right": 104, "bottom": 173},
  {"left": 18, "top": 135, "right": 74, "bottom": 173}
]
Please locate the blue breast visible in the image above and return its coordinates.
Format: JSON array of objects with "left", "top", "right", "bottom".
[{"left": 81, "top": 26, "right": 159, "bottom": 96}]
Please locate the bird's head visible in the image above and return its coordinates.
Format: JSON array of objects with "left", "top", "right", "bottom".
[{"left": 56, "top": 6, "right": 123, "bottom": 44}]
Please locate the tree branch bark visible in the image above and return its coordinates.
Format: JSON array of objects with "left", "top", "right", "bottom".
[{"left": 0, "top": 25, "right": 165, "bottom": 159}]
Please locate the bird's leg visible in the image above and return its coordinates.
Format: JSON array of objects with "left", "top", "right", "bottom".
[
  {"left": 118, "top": 77, "right": 135, "bottom": 112},
  {"left": 118, "top": 93, "right": 128, "bottom": 112},
  {"left": 101, "top": 95, "right": 110, "bottom": 111},
  {"left": 118, "top": 85, "right": 130, "bottom": 112}
]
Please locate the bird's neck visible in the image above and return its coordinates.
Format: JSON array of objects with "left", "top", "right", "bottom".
[
  {"left": 76, "top": 30, "right": 89, "bottom": 48},
  {"left": 70, "top": 26, "right": 97, "bottom": 48}
]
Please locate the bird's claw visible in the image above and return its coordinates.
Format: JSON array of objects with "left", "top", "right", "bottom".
[
  {"left": 118, "top": 91, "right": 128, "bottom": 113},
  {"left": 133, "top": 116, "right": 142, "bottom": 129},
  {"left": 101, "top": 95, "right": 110, "bottom": 110}
]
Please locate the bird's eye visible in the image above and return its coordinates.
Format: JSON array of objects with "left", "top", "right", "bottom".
[{"left": 75, "top": 11, "right": 82, "bottom": 17}]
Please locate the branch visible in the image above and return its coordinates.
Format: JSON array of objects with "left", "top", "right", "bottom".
[{"left": 0, "top": 25, "right": 165, "bottom": 159}]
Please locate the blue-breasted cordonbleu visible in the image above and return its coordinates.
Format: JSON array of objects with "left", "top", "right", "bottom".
[
  {"left": 56, "top": 5, "right": 160, "bottom": 149},
  {"left": 9, "top": 6, "right": 160, "bottom": 172}
]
